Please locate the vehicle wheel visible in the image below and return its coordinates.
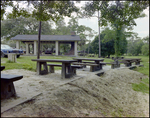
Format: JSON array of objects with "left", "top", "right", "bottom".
[
  {"left": 17, "top": 55, "right": 20, "bottom": 58},
  {"left": 1, "top": 52, "right": 5, "bottom": 58}
]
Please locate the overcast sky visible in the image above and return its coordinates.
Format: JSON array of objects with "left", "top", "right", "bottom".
[{"left": 65, "top": 1, "right": 149, "bottom": 41}]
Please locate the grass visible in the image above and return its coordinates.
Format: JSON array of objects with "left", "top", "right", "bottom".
[
  {"left": 1, "top": 55, "right": 74, "bottom": 72},
  {"left": 1, "top": 55, "right": 149, "bottom": 75},
  {"left": 132, "top": 78, "right": 149, "bottom": 94}
]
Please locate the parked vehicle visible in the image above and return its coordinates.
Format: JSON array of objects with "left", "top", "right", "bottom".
[
  {"left": 45, "top": 48, "right": 53, "bottom": 54},
  {"left": 1, "top": 44, "right": 23, "bottom": 58}
]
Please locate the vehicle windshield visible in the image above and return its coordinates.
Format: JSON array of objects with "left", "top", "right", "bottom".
[{"left": 1, "top": 45, "right": 13, "bottom": 49}]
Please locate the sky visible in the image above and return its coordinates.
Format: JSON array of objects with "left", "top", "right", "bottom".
[
  {"left": 65, "top": 1, "right": 149, "bottom": 41},
  {"left": 5, "top": 1, "right": 149, "bottom": 41}
]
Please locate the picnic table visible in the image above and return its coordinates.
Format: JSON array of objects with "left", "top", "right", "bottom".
[
  {"left": 31, "top": 59, "right": 78, "bottom": 79},
  {"left": 73, "top": 58, "right": 104, "bottom": 72},
  {"left": 120, "top": 58, "right": 142, "bottom": 67},
  {"left": 1, "top": 66, "right": 23, "bottom": 99}
]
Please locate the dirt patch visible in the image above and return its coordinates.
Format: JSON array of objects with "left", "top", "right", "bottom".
[{"left": 1, "top": 68, "right": 149, "bottom": 117}]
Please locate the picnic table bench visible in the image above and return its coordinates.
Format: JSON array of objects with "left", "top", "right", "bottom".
[
  {"left": 1, "top": 66, "right": 23, "bottom": 99},
  {"left": 31, "top": 59, "right": 81, "bottom": 79},
  {"left": 100, "top": 62, "right": 120, "bottom": 69},
  {"left": 47, "top": 63, "right": 83, "bottom": 74},
  {"left": 73, "top": 58, "right": 104, "bottom": 72}
]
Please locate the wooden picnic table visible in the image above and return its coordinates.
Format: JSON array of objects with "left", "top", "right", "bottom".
[
  {"left": 1, "top": 73, "right": 23, "bottom": 99},
  {"left": 31, "top": 59, "right": 77, "bottom": 79},
  {"left": 120, "top": 58, "right": 141, "bottom": 67},
  {"left": 73, "top": 58, "right": 104, "bottom": 72},
  {"left": 73, "top": 58, "right": 104, "bottom": 63}
]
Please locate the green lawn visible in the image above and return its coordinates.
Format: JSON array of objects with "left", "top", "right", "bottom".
[{"left": 1, "top": 55, "right": 149, "bottom": 76}]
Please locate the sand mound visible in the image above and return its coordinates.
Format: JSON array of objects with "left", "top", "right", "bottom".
[{"left": 1, "top": 68, "right": 149, "bottom": 117}]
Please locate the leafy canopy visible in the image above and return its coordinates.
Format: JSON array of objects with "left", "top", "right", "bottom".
[{"left": 2, "top": 1, "right": 79, "bottom": 22}]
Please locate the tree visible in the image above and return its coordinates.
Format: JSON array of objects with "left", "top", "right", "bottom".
[
  {"left": 89, "top": 28, "right": 115, "bottom": 57},
  {"left": 81, "top": 1, "right": 109, "bottom": 57},
  {"left": 3, "top": 1, "right": 79, "bottom": 59},
  {"left": 54, "top": 18, "right": 71, "bottom": 54},
  {"left": 141, "top": 36, "right": 149, "bottom": 56},
  {"left": 67, "top": 16, "right": 96, "bottom": 52},
  {"left": 127, "top": 38, "right": 144, "bottom": 56},
  {"left": 1, "top": 16, "right": 54, "bottom": 40},
  {"left": 83, "top": 1, "right": 149, "bottom": 57},
  {"left": 87, "top": 27, "right": 128, "bottom": 57}
]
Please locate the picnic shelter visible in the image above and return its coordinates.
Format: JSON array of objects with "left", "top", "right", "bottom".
[{"left": 10, "top": 32, "right": 81, "bottom": 56}]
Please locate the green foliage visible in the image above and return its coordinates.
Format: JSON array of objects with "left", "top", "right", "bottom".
[
  {"left": 88, "top": 27, "right": 127, "bottom": 57},
  {"left": 142, "top": 44, "right": 149, "bottom": 56},
  {"left": 141, "top": 36, "right": 149, "bottom": 56},
  {"left": 82, "top": 1, "right": 149, "bottom": 57},
  {"left": 127, "top": 39, "right": 144, "bottom": 56},
  {"left": 1, "top": 16, "right": 54, "bottom": 40},
  {"left": 5, "top": 1, "right": 79, "bottom": 22},
  {"left": 132, "top": 78, "right": 149, "bottom": 94}
]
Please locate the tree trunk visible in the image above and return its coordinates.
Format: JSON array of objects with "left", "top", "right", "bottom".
[{"left": 37, "top": 21, "right": 41, "bottom": 59}]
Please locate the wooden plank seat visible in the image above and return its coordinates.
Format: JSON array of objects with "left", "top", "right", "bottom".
[
  {"left": 134, "top": 60, "right": 142, "bottom": 65},
  {"left": 101, "top": 62, "right": 120, "bottom": 69},
  {"left": 71, "top": 65, "right": 83, "bottom": 75},
  {"left": 47, "top": 63, "right": 83, "bottom": 75},
  {"left": 47, "top": 63, "right": 62, "bottom": 73},
  {"left": 1, "top": 74, "right": 23, "bottom": 99},
  {"left": 1, "top": 66, "right": 5, "bottom": 71},
  {"left": 119, "top": 61, "right": 132, "bottom": 67},
  {"left": 99, "top": 62, "right": 106, "bottom": 65},
  {"left": 72, "top": 62, "right": 100, "bottom": 72},
  {"left": 72, "top": 62, "right": 99, "bottom": 66}
]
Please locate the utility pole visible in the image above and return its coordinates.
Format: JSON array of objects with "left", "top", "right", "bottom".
[{"left": 98, "top": 10, "right": 101, "bottom": 58}]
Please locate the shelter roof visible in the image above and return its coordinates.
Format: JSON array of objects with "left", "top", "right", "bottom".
[{"left": 11, "top": 35, "right": 81, "bottom": 41}]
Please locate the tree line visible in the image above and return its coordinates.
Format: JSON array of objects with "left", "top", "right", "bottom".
[
  {"left": 1, "top": 1, "right": 149, "bottom": 57},
  {"left": 84, "top": 27, "right": 149, "bottom": 57}
]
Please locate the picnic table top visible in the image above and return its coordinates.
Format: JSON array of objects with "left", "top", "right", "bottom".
[
  {"left": 1, "top": 66, "right": 5, "bottom": 71},
  {"left": 1, "top": 74, "right": 23, "bottom": 82},
  {"left": 31, "top": 59, "right": 77, "bottom": 63},
  {"left": 121, "top": 58, "right": 141, "bottom": 61},
  {"left": 73, "top": 58, "right": 104, "bottom": 61}
]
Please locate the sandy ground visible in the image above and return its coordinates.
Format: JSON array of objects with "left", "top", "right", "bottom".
[{"left": 1, "top": 66, "right": 149, "bottom": 117}]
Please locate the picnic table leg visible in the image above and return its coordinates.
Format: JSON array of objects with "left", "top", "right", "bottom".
[
  {"left": 61, "top": 63, "right": 66, "bottom": 79},
  {"left": 49, "top": 66, "right": 54, "bottom": 73},
  {"left": 36, "top": 62, "right": 41, "bottom": 75},
  {"left": 135, "top": 61, "right": 140, "bottom": 65},
  {"left": 37, "top": 62, "right": 48, "bottom": 75},
  {"left": 94, "top": 61, "right": 102, "bottom": 71},
  {"left": 1, "top": 81, "right": 16, "bottom": 99},
  {"left": 90, "top": 66, "right": 95, "bottom": 72}
]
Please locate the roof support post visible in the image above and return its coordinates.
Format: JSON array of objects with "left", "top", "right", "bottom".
[
  {"left": 34, "top": 41, "right": 37, "bottom": 55},
  {"left": 55, "top": 41, "right": 59, "bottom": 56},
  {"left": 74, "top": 41, "right": 78, "bottom": 56},
  {"left": 16, "top": 41, "right": 20, "bottom": 49},
  {"left": 25, "top": 42, "right": 29, "bottom": 55}
]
